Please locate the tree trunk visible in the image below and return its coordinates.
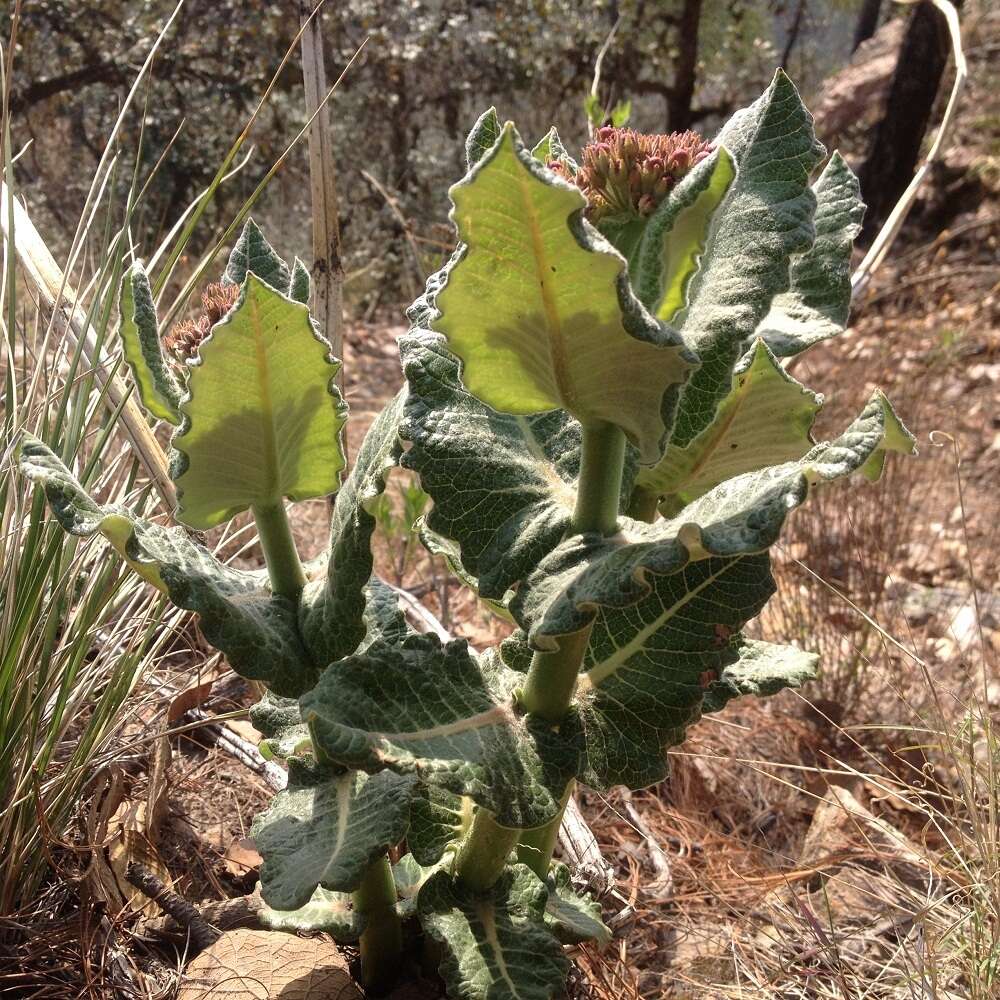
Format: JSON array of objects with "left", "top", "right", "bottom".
[
  {"left": 856, "top": 0, "right": 954, "bottom": 243},
  {"left": 666, "top": 0, "right": 703, "bottom": 132},
  {"left": 852, "top": 0, "right": 883, "bottom": 52},
  {"left": 781, "top": 0, "right": 808, "bottom": 69}
]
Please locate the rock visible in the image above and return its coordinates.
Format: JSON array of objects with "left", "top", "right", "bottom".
[
  {"left": 796, "top": 786, "right": 931, "bottom": 926},
  {"left": 801, "top": 786, "right": 928, "bottom": 888},
  {"left": 177, "top": 928, "right": 361, "bottom": 1000}
]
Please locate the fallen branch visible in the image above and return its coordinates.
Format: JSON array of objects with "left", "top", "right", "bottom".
[
  {"left": 125, "top": 861, "right": 221, "bottom": 950},
  {"left": 619, "top": 791, "right": 673, "bottom": 902}
]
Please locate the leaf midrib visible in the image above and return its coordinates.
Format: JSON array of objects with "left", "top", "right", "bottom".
[
  {"left": 477, "top": 900, "right": 522, "bottom": 997},
  {"left": 250, "top": 290, "right": 280, "bottom": 501},
  {"left": 579, "top": 555, "right": 744, "bottom": 691},
  {"left": 320, "top": 774, "right": 354, "bottom": 884},
  {"left": 379, "top": 705, "right": 509, "bottom": 743},
  {"left": 516, "top": 166, "right": 576, "bottom": 413}
]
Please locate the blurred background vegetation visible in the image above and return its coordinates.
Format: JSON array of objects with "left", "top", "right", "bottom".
[{"left": 3, "top": 0, "right": 886, "bottom": 314}]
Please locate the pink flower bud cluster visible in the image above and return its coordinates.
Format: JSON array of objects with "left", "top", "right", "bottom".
[
  {"left": 552, "top": 126, "right": 712, "bottom": 222},
  {"left": 165, "top": 282, "right": 240, "bottom": 362}
]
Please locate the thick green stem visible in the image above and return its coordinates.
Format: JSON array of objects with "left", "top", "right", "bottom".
[
  {"left": 251, "top": 502, "right": 306, "bottom": 599},
  {"left": 454, "top": 422, "right": 628, "bottom": 891},
  {"left": 626, "top": 484, "right": 661, "bottom": 523},
  {"left": 521, "top": 421, "right": 625, "bottom": 720},
  {"left": 354, "top": 854, "right": 403, "bottom": 995},
  {"left": 571, "top": 420, "right": 626, "bottom": 535},
  {"left": 454, "top": 808, "right": 520, "bottom": 892},
  {"left": 517, "top": 780, "right": 574, "bottom": 879},
  {"left": 519, "top": 627, "right": 591, "bottom": 722}
]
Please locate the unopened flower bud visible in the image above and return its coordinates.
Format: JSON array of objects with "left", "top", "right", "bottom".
[
  {"left": 165, "top": 282, "right": 240, "bottom": 362},
  {"left": 572, "top": 126, "right": 713, "bottom": 222}
]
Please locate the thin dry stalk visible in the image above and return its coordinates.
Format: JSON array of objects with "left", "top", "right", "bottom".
[{"left": 298, "top": 0, "right": 346, "bottom": 393}]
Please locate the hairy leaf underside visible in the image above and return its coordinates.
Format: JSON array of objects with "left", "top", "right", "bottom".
[
  {"left": 172, "top": 271, "right": 347, "bottom": 529},
  {"left": 422, "top": 116, "right": 695, "bottom": 463}
]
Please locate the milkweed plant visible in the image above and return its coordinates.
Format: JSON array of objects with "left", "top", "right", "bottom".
[{"left": 22, "top": 71, "right": 914, "bottom": 998}]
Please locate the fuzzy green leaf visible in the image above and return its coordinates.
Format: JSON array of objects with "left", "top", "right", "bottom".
[
  {"left": 253, "top": 577, "right": 411, "bottom": 760},
  {"left": 671, "top": 71, "right": 825, "bottom": 449},
  {"left": 224, "top": 217, "right": 291, "bottom": 291},
  {"left": 408, "top": 785, "right": 470, "bottom": 866},
  {"left": 755, "top": 151, "right": 864, "bottom": 358},
  {"left": 433, "top": 122, "right": 694, "bottom": 463},
  {"left": 544, "top": 863, "right": 611, "bottom": 946},
  {"left": 393, "top": 853, "right": 445, "bottom": 921},
  {"left": 465, "top": 107, "right": 503, "bottom": 169},
  {"left": 630, "top": 148, "right": 736, "bottom": 321},
  {"left": 573, "top": 553, "right": 778, "bottom": 788},
  {"left": 703, "top": 639, "right": 818, "bottom": 713},
  {"left": 418, "top": 864, "right": 569, "bottom": 1000},
  {"left": 252, "top": 689, "right": 310, "bottom": 760},
  {"left": 253, "top": 763, "right": 417, "bottom": 911},
  {"left": 302, "top": 634, "right": 582, "bottom": 828},
  {"left": 634, "top": 339, "right": 822, "bottom": 510},
  {"left": 19, "top": 435, "right": 318, "bottom": 696},
  {"left": 530, "top": 127, "right": 576, "bottom": 173},
  {"left": 172, "top": 272, "right": 346, "bottom": 529},
  {"left": 118, "top": 261, "right": 183, "bottom": 424},
  {"left": 299, "top": 390, "right": 405, "bottom": 667},
  {"left": 289, "top": 256, "right": 312, "bottom": 305},
  {"left": 512, "top": 392, "right": 913, "bottom": 789},
  {"left": 260, "top": 886, "right": 363, "bottom": 942},
  {"left": 400, "top": 333, "right": 586, "bottom": 599}
]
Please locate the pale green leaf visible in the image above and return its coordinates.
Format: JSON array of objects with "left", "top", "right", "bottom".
[
  {"left": 253, "top": 762, "right": 416, "bottom": 910},
  {"left": 755, "top": 152, "right": 864, "bottom": 358},
  {"left": 172, "top": 272, "right": 347, "bottom": 530},
  {"left": 634, "top": 339, "right": 822, "bottom": 510},
  {"left": 418, "top": 864, "right": 569, "bottom": 1000},
  {"left": 610, "top": 99, "right": 631, "bottom": 127},
  {"left": 434, "top": 122, "right": 694, "bottom": 463},
  {"left": 260, "top": 886, "right": 363, "bottom": 942},
  {"left": 545, "top": 863, "right": 611, "bottom": 947},
  {"left": 530, "top": 127, "right": 577, "bottom": 173},
  {"left": 118, "top": 261, "right": 183, "bottom": 424},
  {"left": 289, "top": 256, "right": 312, "bottom": 305},
  {"left": 671, "top": 70, "right": 826, "bottom": 449},
  {"left": 465, "top": 107, "right": 502, "bottom": 169},
  {"left": 19, "top": 435, "right": 319, "bottom": 696},
  {"left": 629, "top": 148, "right": 736, "bottom": 321},
  {"left": 302, "top": 634, "right": 582, "bottom": 828}
]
